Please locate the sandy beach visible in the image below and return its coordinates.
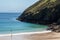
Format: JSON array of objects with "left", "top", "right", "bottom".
[{"left": 0, "top": 31, "right": 60, "bottom": 40}]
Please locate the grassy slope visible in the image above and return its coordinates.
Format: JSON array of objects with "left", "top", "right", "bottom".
[{"left": 24, "top": 0, "right": 57, "bottom": 14}]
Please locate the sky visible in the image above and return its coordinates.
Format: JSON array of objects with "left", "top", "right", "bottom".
[{"left": 0, "top": 0, "right": 38, "bottom": 13}]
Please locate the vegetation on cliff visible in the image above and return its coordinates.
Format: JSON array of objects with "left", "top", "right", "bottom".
[
  {"left": 17, "top": 0, "right": 60, "bottom": 32},
  {"left": 17, "top": 0, "right": 60, "bottom": 25}
]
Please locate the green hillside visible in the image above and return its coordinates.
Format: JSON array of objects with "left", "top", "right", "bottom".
[{"left": 17, "top": 0, "right": 60, "bottom": 25}]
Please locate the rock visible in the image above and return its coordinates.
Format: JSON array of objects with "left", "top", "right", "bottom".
[
  {"left": 17, "top": 0, "right": 60, "bottom": 25},
  {"left": 47, "top": 23, "right": 57, "bottom": 30},
  {"left": 48, "top": 23, "right": 60, "bottom": 32},
  {"left": 17, "top": 0, "right": 60, "bottom": 32}
]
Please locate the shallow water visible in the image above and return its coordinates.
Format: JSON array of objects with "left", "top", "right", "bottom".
[{"left": 0, "top": 13, "right": 48, "bottom": 34}]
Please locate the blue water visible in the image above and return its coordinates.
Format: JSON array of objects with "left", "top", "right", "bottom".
[{"left": 0, "top": 13, "right": 48, "bottom": 34}]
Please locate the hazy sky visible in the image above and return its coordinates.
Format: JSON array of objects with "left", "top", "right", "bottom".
[{"left": 0, "top": 0, "right": 38, "bottom": 13}]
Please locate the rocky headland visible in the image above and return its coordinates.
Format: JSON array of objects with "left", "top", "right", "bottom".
[{"left": 17, "top": 0, "right": 60, "bottom": 32}]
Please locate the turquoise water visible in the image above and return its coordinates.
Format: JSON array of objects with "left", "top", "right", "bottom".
[{"left": 0, "top": 13, "right": 48, "bottom": 34}]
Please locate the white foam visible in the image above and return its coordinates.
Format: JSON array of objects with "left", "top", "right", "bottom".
[{"left": 0, "top": 31, "right": 51, "bottom": 37}]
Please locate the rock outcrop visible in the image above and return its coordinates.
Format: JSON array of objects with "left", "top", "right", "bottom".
[
  {"left": 17, "top": 0, "right": 60, "bottom": 32},
  {"left": 47, "top": 23, "right": 60, "bottom": 32}
]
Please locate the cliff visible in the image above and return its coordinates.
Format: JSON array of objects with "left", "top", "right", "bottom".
[{"left": 17, "top": 0, "right": 60, "bottom": 25}]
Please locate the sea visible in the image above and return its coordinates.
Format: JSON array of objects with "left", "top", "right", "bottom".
[{"left": 0, "top": 13, "right": 48, "bottom": 34}]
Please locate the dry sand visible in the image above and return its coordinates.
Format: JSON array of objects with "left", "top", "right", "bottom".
[
  {"left": 26, "top": 32, "right": 60, "bottom": 40},
  {"left": 0, "top": 31, "right": 60, "bottom": 40}
]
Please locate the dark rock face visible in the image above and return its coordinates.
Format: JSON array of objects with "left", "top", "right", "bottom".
[
  {"left": 17, "top": 0, "right": 60, "bottom": 32},
  {"left": 17, "top": 0, "right": 60, "bottom": 25}
]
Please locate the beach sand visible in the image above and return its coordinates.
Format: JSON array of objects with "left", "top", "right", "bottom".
[{"left": 0, "top": 31, "right": 60, "bottom": 40}]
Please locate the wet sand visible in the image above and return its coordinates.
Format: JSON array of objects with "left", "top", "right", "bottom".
[{"left": 0, "top": 31, "right": 60, "bottom": 40}]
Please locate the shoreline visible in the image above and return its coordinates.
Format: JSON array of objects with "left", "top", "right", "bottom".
[
  {"left": 0, "top": 30, "right": 60, "bottom": 40},
  {"left": 0, "top": 30, "right": 51, "bottom": 36}
]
